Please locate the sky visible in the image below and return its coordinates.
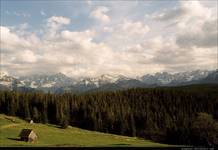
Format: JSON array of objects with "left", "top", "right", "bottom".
[{"left": 0, "top": 0, "right": 217, "bottom": 78}]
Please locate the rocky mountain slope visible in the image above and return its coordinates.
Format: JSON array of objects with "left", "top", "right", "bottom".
[{"left": 0, "top": 70, "right": 217, "bottom": 93}]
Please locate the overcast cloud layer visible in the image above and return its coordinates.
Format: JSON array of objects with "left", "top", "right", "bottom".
[{"left": 0, "top": 0, "right": 217, "bottom": 78}]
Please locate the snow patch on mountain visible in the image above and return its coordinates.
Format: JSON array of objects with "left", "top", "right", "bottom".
[
  {"left": 30, "top": 81, "right": 38, "bottom": 88},
  {"left": 0, "top": 81, "right": 11, "bottom": 86},
  {"left": 140, "top": 70, "right": 212, "bottom": 85},
  {"left": 0, "top": 70, "right": 216, "bottom": 92},
  {"left": 0, "top": 72, "right": 9, "bottom": 78},
  {"left": 41, "top": 82, "right": 56, "bottom": 88},
  {"left": 76, "top": 74, "right": 129, "bottom": 87}
]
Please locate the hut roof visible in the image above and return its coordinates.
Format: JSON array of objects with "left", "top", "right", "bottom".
[{"left": 19, "top": 129, "right": 33, "bottom": 137}]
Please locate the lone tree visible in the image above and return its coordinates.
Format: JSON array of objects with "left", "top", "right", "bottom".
[
  {"left": 32, "top": 107, "right": 39, "bottom": 123},
  {"left": 61, "top": 118, "right": 69, "bottom": 129},
  {"left": 191, "top": 112, "right": 218, "bottom": 146}
]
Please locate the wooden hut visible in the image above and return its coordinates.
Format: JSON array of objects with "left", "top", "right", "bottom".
[{"left": 19, "top": 129, "right": 38, "bottom": 143}]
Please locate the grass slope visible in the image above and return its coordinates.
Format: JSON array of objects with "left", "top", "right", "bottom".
[{"left": 0, "top": 114, "right": 173, "bottom": 147}]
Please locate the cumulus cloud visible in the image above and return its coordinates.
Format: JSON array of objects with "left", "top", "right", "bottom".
[
  {"left": 148, "top": 3, "right": 217, "bottom": 71},
  {"left": 1, "top": 17, "right": 152, "bottom": 78},
  {"left": 103, "top": 27, "right": 113, "bottom": 32},
  {"left": 104, "top": 19, "right": 150, "bottom": 51},
  {"left": 90, "top": 6, "right": 111, "bottom": 24},
  {"left": 15, "top": 50, "right": 38, "bottom": 63},
  {"left": 0, "top": 26, "right": 33, "bottom": 52},
  {"left": 47, "top": 16, "right": 70, "bottom": 27},
  {"left": 151, "top": 0, "right": 217, "bottom": 49},
  {"left": 133, "top": 36, "right": 216, "bottom": 73},
  {"left": 118, "top": 19, "right": 150, "bottom": 35},
  {"left": 45, "top": 16, "right": 71, "bottom": 39},
  {"left": 175, "top": 1, "right": 217, "bottom": 49},
  {"left": 176, "top": 18, "right": 218, "bottom": 48},
  {"left": 152, "top": 1, "right": 212, "bottom": 21},
  {"left": 61, "top": 30, "right": 96, "bottom": 42},
  {"left": 1, "top": 16, "right": 115, "bottom": 78},
  {"left": 1, "top": 0, "right": 217, "bottom": 78}
]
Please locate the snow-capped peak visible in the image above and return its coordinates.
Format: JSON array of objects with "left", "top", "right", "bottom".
[
  {"left": 18, "top": 72, "right": 75, "bottom": 88},
  {"left": 140, "top": 70, "right": 212, "bottom": 85},
  {"left": 99, "top": 74, "right": 127, "bottom": 83},
  {"left": 0, "top": 71, "right": 9, "bottom": 78},
  {"left": 0, "top": 70, "right": 216, "bottom": 92},
  {"left": 76, "top": 74, "right": 129, "bottom": 87}
]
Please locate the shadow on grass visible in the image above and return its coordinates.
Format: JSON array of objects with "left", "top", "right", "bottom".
[
  {"left": 7, "top": 137, "right": 21, "bottom": 141},
  {"left": 46, "top": 123, "right": 62, "bottom": 129},
  {"left": 108, "top": 143, "right": 131, "bottom": 147},
  {"left": 55, "top": 144, "right": 83, "bottom": 147}
]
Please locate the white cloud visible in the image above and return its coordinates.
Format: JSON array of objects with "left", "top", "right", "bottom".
[
  {"left": 0, "top": 26, "right": 32, "bottom": 51},
  {"left": 103, "top": 27, "right": 113, "bottom": 32},
  {"left": 1, "top": 18, "right": 152, "bottom": 78},
  {"left": 119, "top": 19, "right": 150, "bottom": 35},
  {"left": 150, "top": 3, "right": 217, "bottom": 71},
  {"left": 175, "top": 1, "right": 217, "bottom": 49},
  {"left": 104, "top": 19, "right": 150, "bottom": 51},
  {"left": 18, "top": 23, "right": 29, "bottom": 30},
  {"left": 151, "top": 1, "right": 212, "bottom": 22},
  {"left": 40, "top": 10, "right": 46, "bottom": 16},
  {"left": 16, "top": 50, "right": 38, "bottom": 63},
  {"left": 1, "top": 16, "right": 115, "bottom": 78},
  {"left": 45, "top": 16, "right": 71, "bottom": 39},
  {"left": 61, "top": 30, "right": 96, "bottom": 42},
  {"left": 47, "top": 16, "right": 71, "bottom": 29},
  {"left": 90, "top": 6, "right": 111, "bottom": 24},
  {"left": 1, "top": 0, "right": 217, "bottom": 78},
  {"left": 176, "top": 20, "right": 218, "bottom": 48},
  {"left": 151, "top": 0, "right": 217, "bottom": 49}
]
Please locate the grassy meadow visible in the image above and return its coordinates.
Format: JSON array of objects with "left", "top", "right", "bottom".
[{"left": 0, "top": 114, "right": 174, "bottom": 147}]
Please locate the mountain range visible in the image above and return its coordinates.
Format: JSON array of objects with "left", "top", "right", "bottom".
[{"left": 0, "top": 70, "right": 217, "bottom": 93}]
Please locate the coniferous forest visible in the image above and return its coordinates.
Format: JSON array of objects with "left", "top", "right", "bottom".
[{"left": 0, "top": 84, "right": 218, "bottom": 146}]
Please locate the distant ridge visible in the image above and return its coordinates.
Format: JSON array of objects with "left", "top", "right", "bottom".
[{"left": 0, "top": 70, "right": 217, "bottom": 93}]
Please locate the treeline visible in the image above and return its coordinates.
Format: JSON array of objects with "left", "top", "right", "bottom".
[{"left": 0, "top": 84, "right": 218, "bottom": 146}]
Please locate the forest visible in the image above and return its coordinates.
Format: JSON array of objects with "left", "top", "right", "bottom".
[{"left": 0, "top": 84, "right": 218, "bottom": 146}]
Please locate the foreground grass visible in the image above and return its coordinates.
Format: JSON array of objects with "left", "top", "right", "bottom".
[{"left": 0, "top": 114, "right": 172, "bottom": 147}]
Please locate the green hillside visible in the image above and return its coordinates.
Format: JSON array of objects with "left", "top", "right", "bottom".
[{"left": 0, "top": 114, "right": 172, "bottom": 147}]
